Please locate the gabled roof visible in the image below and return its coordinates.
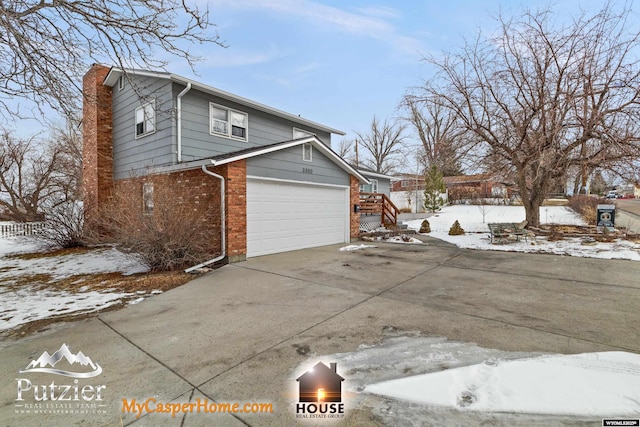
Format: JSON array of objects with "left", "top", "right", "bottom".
[
  {"left": 296, "top": 362, "right": 344, "bottom": 382},
  {"left": 356, "top": 168, "right": 394, "bottom": 180},
  {"left": 147, "top": 136, "right": 369, "bottom": 183},
  {"left": 209, "top": 136, "right": 368, "bottom": 184},
  {"left": 103, "top": 67, "right": 345, "bottom": 136}
]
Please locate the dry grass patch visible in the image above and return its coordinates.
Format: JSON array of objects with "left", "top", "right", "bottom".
[{"left": 6, "top": 246, "right": 94, "bottom": 260}]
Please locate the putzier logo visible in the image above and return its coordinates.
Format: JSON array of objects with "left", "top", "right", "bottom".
[
  {"left": 15, "top": 343, "right": 107, "bottom": 407},
  {"left": 295, "top": 362, "right": 345, "bottom": 419},
  {"left": 20, "top": 343, "right": 102, "bottom": 378}
]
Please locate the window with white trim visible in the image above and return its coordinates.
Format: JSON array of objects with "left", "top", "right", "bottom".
[
  {"left": 401, "top": 180, "right": 408, "bottom": 187},
  {"left": 302, "top": 143, "right": 313, "bottom": 162},
  {"left": 143, "top": 183, "right": 154, "bottom": 215},
  {"left": 371, "top": 179, "right": 379, "bottom": 193},
  {"left": 135, "top": 100, "right": 155, "bottom": 138},
  {"left": 210, "top": 103, "right": 248, "bottom": 141},
  {"left": 294, "top": 129, "right": 314, "bottom": 162},
  {"left": 118, "top": 75, "right": 124, "bottom": 91}
]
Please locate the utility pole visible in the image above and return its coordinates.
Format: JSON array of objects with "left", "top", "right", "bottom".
[{"left": 354, "top": 138, "right": 359, "bottom": 167}]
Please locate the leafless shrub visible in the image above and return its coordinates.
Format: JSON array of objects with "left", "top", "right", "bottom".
[
  {"left": 88, "top": 185, "right": 217, "bottom": 272},
  {"left": 35, "top": 201, "right": 85, "bottom": 249},
  {"left": 568, "top": 195, "right": 607, "bottom": 225}
]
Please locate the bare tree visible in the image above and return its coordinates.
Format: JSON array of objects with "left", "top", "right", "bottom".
[
  {"left": 355, "top": 116, "right": 407, "bottom": 174},
  {"left": 402, "top": 95, "right": 466, "bottom": 176},
  {"left": 0, "top": 125, "right": 80, "bottom": 222},
  {"left": 336, "top": 139, "right": 357, "bottom": 165},
  {"left": 0, "top": 0, "right": 224, "bottom": 122},
  {"left": 416, "top": 4, "right": 640, "bottom": 227}
]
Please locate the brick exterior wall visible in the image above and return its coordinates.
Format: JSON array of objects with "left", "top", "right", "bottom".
[
  {"left": 113, "top": 167, "right": 225, "bottom": 259},
  {"left": 222, "top": 160, "right": 247, "bottom": 262},
  {"left": 108, "top": 162, "right": 249, "bottom": 263},
  {"left": 350, "top": 175, "right": 361, "bottom": 238},
  {"left": 82, "top": 64, "right": 113, "bottom": 222}
]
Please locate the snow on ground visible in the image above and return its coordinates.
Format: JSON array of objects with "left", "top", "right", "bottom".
[
  {"left": 386, "top": 235, "right": 423, "bottom": 244},
  {"left": 0, "top": 237, "right": 150, "bottom": 332},
  {"left": 340, "top": 244, "right": 377, "bottom": 251},
  {"left": 294, "top": 335, "right": 640, "bottom": 424},
  {"left": 366, "top": 351, "right": 640, "bottom": 416},
  {"left": 404, "top": 205, "right": 640, "bottom": 261}
]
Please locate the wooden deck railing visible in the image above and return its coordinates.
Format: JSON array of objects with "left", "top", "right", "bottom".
[{"left": 359, "top": 192, "right": 400, "bottom": 227}]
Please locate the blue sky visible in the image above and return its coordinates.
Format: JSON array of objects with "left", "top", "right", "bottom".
[
  {"left": 7, "top": 0, "right": 620, "bottom": 157},
  {"left": 171, "top": 0, "right": 611, "bottom": 150}
]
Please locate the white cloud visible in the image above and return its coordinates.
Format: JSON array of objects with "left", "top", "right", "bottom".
[
  {"left": 200, "top": 45, "right": 291, "bottom": 68},
  {"left": 294, "top": 61, "right": 322, "bottom": 75},
  {"left": 214, "top": 0, "right": 425, "bottom": 56},
  {"left": 354, "top": 5, "right": 402, "bottom": 20}
]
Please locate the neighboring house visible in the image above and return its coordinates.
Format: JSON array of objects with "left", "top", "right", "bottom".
[
  {"left": 390, "top": 173, "right": 428, "bottom": 213},
  {"left": 296, "top": 362, "right": 344, "bottom": 402},
  {"left": 444, "top": 174, "right": 509, "bottom": 202},
  {"left": 82, "top": 65, "right": 368, "bottom": 262},
  {"left": 357, "top": 169, "right": 392, "bottom": 196}
]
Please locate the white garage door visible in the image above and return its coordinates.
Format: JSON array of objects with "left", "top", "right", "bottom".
[{"left": 246, "top": 178, "right": 349, "bottom": 257}]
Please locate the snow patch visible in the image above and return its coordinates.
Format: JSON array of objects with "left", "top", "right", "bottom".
[
  {"left": 404, "top": 205, "right": 640, "bottom": 261},
  {"left": 340, "top": 244, "right": 377, "bottom": 251},
  {"left": 0, "top": 238, "right": 151, "bottom": 331},
  {"left": 365, "top": 351, "right": 640, "bottom": 416}
]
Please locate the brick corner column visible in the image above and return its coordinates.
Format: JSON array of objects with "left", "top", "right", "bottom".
[
  {"left": 82, "top": 64, "right": 114, "bottom": 224},
  {"left": 224, "top": 160, "right": 247, "bottom": 262},
  {"left": 350, "top": 175, "right": 361, "bottom": 239}
]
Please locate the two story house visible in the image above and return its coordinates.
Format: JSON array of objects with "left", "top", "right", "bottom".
[{"left": 82, "top": 65, "right": 367, "bottom": 263}]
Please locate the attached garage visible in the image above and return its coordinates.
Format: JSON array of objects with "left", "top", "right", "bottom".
[{"left": 246, "top": 177, "right": 350, "bottom": 257}]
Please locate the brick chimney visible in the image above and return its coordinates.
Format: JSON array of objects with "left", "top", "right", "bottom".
[{"left": 82, "top": 64, "right": 113, "bottom": 221}]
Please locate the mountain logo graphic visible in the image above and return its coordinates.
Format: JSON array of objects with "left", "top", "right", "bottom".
[{"left": 19, "top": 343, "right": 102, "bottom": 378}]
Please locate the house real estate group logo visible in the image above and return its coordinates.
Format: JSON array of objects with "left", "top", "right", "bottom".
[
  {"left": 14, "top": 343, "right": 108, "bottom": 417},
  {"left": 294, "top": 361, "right": 345, "bottom": 419}
]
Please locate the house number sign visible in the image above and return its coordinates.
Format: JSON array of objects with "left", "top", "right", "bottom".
[{"left": 302, "top": 168, "right": 313, "bottom": 174}]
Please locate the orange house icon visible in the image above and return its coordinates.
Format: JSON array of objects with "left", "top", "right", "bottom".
[{"left": 296, "top": 362, "right": 344, "bottom": 402}]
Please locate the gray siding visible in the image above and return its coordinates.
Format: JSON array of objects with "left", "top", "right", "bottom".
[
  {"left": 378, "top": 178, "right": 391, "bottom": 196},
  {"left": 361, "top": 174, "right": 391, "bottom": 196},
  {"left": 112, "top": 76, "right": 175, "bottom": 179},
  {"left": 247, "top": 145, "right": 349, "bottom": 186},
  {"left": 111, "top": 78, "right": 338, "bottom": 179},
  {"left": 177, "top": 83, "right": 332, "bottom": 162}
]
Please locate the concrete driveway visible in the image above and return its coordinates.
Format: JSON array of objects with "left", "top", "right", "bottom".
[{"left": 1, "top": 237, "right": 639, "bottom": 426}]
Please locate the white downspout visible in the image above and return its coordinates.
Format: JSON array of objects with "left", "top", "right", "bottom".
[
  {"left": 184, "top": 164, "right": 226, "bottom": 273},
  {"left": 176, "top": 82, "right": 192, "bottom": 163}
]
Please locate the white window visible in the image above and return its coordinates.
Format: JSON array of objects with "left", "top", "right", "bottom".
[
  {"left": 118, "top": 75, "right": 124, "bottom": 91},
  {"left": 401, "top": 180, "right": 409, "bottom": 188},
  {"left": 143, "top": 183, "right": 154, "bottom": 215},
  {"left": 360, "top": 180, "right": 378, "bottom": 193},
  {"left": 135, "top": 100, "right": 155, "bottom": 138},
  {"left": 303, "top": 143, "right": 313, "bottom": 162},
  {"left": 294, "top": 129, "right": 314, "bottom": 162},
  {"left": 210, "top": 103, "right": 248, "bottom": 141}
]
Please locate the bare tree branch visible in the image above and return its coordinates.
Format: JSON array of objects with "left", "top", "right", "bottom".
[
  {"left": 0, "top": 122, "right": 81, "bottom": 221},
  {"left": 414, "top": 3, "right": 640, "bottom": 226},
  {"left": 355, "top": 116, "right": 407, "bottom": 174},
  {"left": 0, "top": 0, "right": 225, "bottom": 122}
]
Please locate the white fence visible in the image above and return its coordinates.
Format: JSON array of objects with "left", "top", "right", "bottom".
[{"left": 0, "top": 222, "right": 46, "bottom": 239}]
